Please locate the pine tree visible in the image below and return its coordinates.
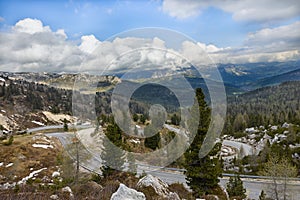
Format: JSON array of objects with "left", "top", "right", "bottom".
[
  {"left": 133, "top": 113, "right": 139, "bottom": 122},
  {"left": 184, "top": 88, "right": 223, "bottom": 197},
  {"left": 63, "top": 118, "right": 68, "bottom": 132},
  {"left": 226, "top": 174, "right": 246, "bottom": 199},
  {"left": 140, "top": 114, "right": 146, "bottom": 124},
  {"left": 171, "top": 113, "right": 180, "bottom": 125},
  {"left": 144, "top": 130, "right": 160, "bottom": 150},
  {"left": 259, "top": 190, "right": 267, "bottom": 200},
  {"left": 101, "top": 122, "right": 125, "bottom": 177}
]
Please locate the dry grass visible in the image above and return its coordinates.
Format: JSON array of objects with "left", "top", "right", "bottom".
[
  {"left": 169, "top": 183, "right": 195, "bottom": 200},
  {"left": 0, "top": 133, "right": 201, "bottom": 200},
  {"left": 0, "top": 133, "right": 62, "bottom": 185}
]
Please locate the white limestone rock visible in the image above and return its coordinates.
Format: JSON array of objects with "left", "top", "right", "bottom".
[
  {"left": 137, "top": 174, "right": 180, "bottom": 200},
  {"left": 111, "top": 183, "right": 146, "bottom": 200}
]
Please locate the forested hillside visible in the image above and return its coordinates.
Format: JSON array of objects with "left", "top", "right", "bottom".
[
  {"left": 224, "top": 81, "right": 300, "bottom": 134},
  {"left": 0, "top": 77, "right": 72, "bottom": 114},
  {"left": 2, "top": 72, "right": 300, "bottom": 135}
]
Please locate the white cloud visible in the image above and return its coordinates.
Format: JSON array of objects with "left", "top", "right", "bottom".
[
  {"left": 1, "top": 18, "right": 299, "bottom": 73},
  {"left": 245, "top": 21, "right": 300, "bottom": 51},
  {"left": 162, "top": 0, "right": 205, "bottom": 19},
  {"left": 0, "top": 18, "right": 83, "bottom": 72},
  {"left": 79, "top": 35, "right": 101, "bottom": 54},
  {"left": 178, "top": 21, "right": 300, "bottom": 64},
  {"left": 162, "top": 0, "right": 300, "bottom": 22},
  {"left": 56, "top": 29, "right": 67, "bottom": 39},
  {"left": 13, "top": 18, "right": 51, "bottom": 34}
]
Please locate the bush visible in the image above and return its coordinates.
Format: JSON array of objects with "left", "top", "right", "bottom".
[
  {"left": 3, "top": 136, "right": 14, "bottom": 146},
  {"left": 90, "top": 173, "right": 102, "bottom": 184},
  {"left": 144, "top": 134, "right": 160, "bottom": 150},
  {"left": 169, "top": 183, "right": 194, "bottom": 200}
]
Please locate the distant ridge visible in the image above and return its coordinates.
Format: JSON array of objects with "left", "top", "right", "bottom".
[{"left": 249, "top": 68, "right": 300, "bottom": 88}]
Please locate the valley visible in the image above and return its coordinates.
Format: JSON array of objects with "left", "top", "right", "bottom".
[{"left": 0, "top": 62, "right": 300, "bottom": 199}]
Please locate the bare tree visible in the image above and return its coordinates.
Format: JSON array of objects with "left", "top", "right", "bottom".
[
  {"left": 62, "top": 134, "right": 92, "bottom": 185},
  {"left": 259, "top": 154, "right": 297, "bottom": 200}
]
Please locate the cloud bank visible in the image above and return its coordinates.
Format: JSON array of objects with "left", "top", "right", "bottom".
[{"left": 0, "top": 18, "right": 299, "bottom": 73}]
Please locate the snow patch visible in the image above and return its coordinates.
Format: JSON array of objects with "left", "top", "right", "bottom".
[
  {"left": 129, "top": 139, "right": 140, "bottom": 144},
  {"left": 18, "top": 168, "right": 47, "bottom": 185},
  {"left": 32, "top": 120, "right": 45, "bottom": 126},
  {"left": 32, "top": 144, "right": 54, "bottom": 149},
  {"left": 6, "top": 163, "right": 13, "bottom": 168}
]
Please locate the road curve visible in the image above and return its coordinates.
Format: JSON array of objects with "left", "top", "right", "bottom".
[{"left": 46, "top": 129, "right": 300, "bottom": 200}]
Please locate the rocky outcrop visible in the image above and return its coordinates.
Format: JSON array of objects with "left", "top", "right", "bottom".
[
  {"left": 137, "top": 174, "right": 180, "bottom": 200},
  {"left": 111, "top": 183, "right": 146, "bottom": 200}
]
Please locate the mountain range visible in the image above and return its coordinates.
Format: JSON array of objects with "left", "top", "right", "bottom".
[{"left": 2, "top": 60, "right": 299, "bottom": 94}]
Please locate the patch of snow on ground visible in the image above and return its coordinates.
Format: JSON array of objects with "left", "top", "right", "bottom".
[
  {"left": 129, "top": 139, "right": 140, "bottom": 144},
  {"left": 32, "top": 144, "right": 54, "bottom": 149},
  {"left": 6, "top": 163, "right": 13, "bottom": 168},
  {"left": 32, "top": 120, "right": 45, "bottom": 126},
  {"left": 18, "top": 168, "right": 47, "bottom": 185}
]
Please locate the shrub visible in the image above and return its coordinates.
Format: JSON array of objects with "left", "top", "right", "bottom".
[{"left": 3, "top": 136, "right": 14, "bottom": 146}]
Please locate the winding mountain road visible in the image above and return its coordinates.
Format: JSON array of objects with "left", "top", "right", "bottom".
[{"left": 39, "top": 126, "right": 300, "bottom": 199}]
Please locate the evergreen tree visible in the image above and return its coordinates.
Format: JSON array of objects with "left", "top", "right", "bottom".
[
  {"left": 171, "top": 113, "right": 180, "bottom": 125},
  {"left": 226, "top": 174, "right": 247, "bottom": 199},
  {"left": 63, "top": 118, "right": 68, "bottom": 132},
  {"left": 133, "top": 113, "right": 139, "bottom": 122},
  {"left": 140, "top": 114, "right": 146, "bottom": 124},
  {"left": 101, "top": 122, "right": 125, "bottom": 177},
  {"left": 144, "top": 133, "right": 160, "bottom": 150},
  {"left": 184, "top": 88, "right": 223, "bottom": 196},
  {"left": 259, "top": 190, "right": 267, "bottom": 200}
]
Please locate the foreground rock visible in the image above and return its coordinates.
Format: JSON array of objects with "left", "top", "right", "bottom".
[
  {"left": 111, "top": 183, "right": 146, "bottom": 200},
  {"left": 137, "top": 174, "right": 180, "bottom": 200}
]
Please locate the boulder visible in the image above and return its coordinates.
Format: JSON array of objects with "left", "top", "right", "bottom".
[
  {"left": 137, "top": 174, "right": 180, "bottom": 200},
  {"left": 50, "top": 194, "right": 59, "bottom": 200},
  {"left": 52, "top": 171, "right": 60, "bottom": 178},
  {"left": 62, "top": 186, "right": 74, "bottom": 199},
  {"left": 111, "top": 183, "right": 146, "bottom": 200}
]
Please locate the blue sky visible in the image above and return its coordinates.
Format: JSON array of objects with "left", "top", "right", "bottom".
[
  {"left": 0, "top": 0, "right": 277, "bottom": 47},
  {"left": 0, "top": 0, "right": 299, "bottom": 72}
]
